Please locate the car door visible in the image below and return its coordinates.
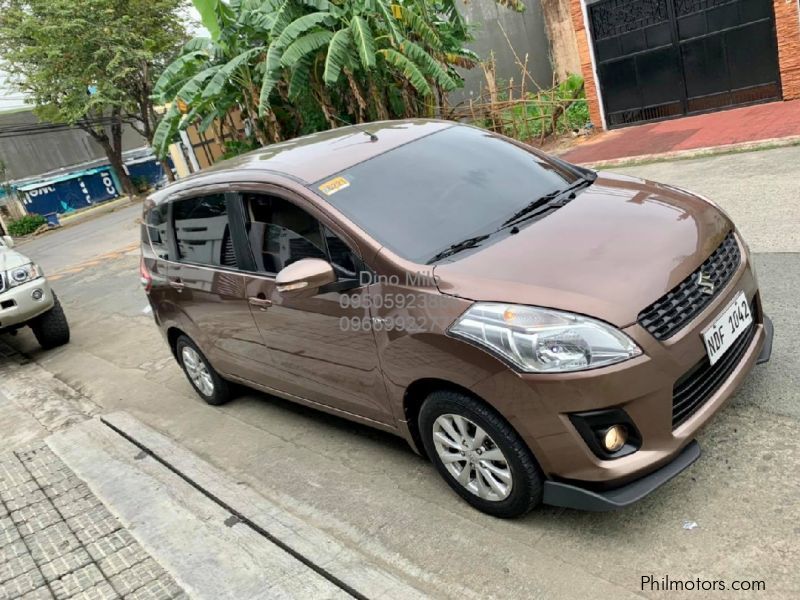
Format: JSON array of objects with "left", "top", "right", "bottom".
[
  {"left": 168, "top": 190, "right": 271, "bottom": 382},
  {"left": 237, "top": 190, "right": 393, "bottom": 425}
]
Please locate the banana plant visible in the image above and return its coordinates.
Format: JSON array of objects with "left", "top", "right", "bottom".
[{"left": 152, "top": 0, "right": 525, "bottom": 158}]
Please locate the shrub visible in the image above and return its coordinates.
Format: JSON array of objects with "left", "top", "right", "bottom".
[
  {"left": 131, "top": 176, "right": 151, "bottom": 194},
  {"left": 7, "top": 214, "right": 47, "bottom": 237}
]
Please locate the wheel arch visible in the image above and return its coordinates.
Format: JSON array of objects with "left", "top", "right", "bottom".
[{"left": 403, "top": 378, "right": 497, "bottom": 458}]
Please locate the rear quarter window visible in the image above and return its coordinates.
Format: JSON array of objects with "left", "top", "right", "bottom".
[{"left": 145, "top": 203, "right": 169, "bottom": 259}]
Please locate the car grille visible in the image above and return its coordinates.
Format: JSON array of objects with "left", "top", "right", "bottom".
[
  {"left": 672, "top": 322, "right": 756, "bottom": 429},
  {"left": 638, "top": 232, "right": 741, "bottom": 340}
]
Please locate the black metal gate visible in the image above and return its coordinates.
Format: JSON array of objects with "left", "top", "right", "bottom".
[{"left": 588, "top": 0, "right": 782, "bottom": 127}]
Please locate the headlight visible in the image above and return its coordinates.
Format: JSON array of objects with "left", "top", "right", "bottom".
[
  {"left": 6, "top": 263, "right": 42, "bottom": 287},
  {"left": 448, "top": 303, "right": 642, "bottom": 373}
]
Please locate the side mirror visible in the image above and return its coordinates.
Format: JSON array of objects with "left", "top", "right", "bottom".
[
  {"left": 276, "top": 258, "right": 335, "bottom": 297},
  {"left": 1, "top": 235, "right": 13, "bottom": 249}
]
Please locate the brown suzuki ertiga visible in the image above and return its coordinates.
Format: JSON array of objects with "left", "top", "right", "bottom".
[{"left": 141, "top": 120, "right": 773, "bottom": 517}]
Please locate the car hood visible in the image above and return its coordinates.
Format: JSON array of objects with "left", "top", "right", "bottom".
[
  {"left": 433, "top": 172, "right": 733, "bottom": 327},
  {"left": 0, "top": 248, "right": 32, "bottom": 272}
]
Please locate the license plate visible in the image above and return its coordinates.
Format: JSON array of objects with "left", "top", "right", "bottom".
[{"left": 702, "top": 291, "right": 753, "bottom": 366}]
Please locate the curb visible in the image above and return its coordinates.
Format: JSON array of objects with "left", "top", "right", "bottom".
[
  {"left": 563, "top": 135, "right": 800, "bottom": 169},
  {"left": 47, "top": 412, "right": 428, "bottom": 600}
]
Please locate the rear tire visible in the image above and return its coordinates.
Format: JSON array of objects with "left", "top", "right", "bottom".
[
  {"left": 30, "top": 293, "right": 70, "bottom": 349},
  {"left": 176, "top": 335, "right": 231, "bottom": 406},
  {"left": 419, "top": 390, "right": 544, "bottom": 518}
]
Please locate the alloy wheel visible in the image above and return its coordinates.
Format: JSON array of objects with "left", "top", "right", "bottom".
[
  {"left": 432, "top": 414, "right": 513, "bottom": 501},
  {"left": 181, "top": 346, "right": 215, "bottom": 397}
]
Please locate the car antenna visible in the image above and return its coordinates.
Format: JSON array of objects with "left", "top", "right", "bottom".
[{"left": 332, "top": 115, "right": 378, "bottom": 142}]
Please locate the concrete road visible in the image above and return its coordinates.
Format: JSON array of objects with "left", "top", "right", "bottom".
[{"left": 2, "top": 146, "right": 799, "bottom": 598}]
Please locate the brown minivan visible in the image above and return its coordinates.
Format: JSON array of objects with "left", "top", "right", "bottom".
[{"left": 141, "top": 120, "right": 773, "bottom": 517}]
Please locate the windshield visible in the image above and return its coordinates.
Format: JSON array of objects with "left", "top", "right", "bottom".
[{"left": 311, "top": 125, "right": 581, "bottom": 264}]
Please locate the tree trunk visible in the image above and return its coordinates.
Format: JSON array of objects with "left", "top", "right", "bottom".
[
  {"left": 540, "top": 0, "right": 581, "bottom": 81},
  {"left": 82, "top": 117, "right": 134, "bottom": 197},
  {"left": 99, "top": 138, "right": 134, "bottom": 196}
]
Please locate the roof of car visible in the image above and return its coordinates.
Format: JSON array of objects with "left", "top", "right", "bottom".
[{"left": 175, "top": 119, "right": 454, "bottom": 187}]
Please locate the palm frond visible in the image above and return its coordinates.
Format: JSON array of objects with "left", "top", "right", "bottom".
[
  {"left": 281, "top": 30, "right": 334, "bottom": 68},
  {"left": 154, "top": 51, "right": 208, "bottom": 97},
  {"left": 378, "top": 48, "right": 432, "bottom": 96},
  {"left": 275, "top": 12, "right": 333, "bottom": 49},
  {"left": 183, "top": 37, "right": 213, "bottom": 53},
  {"left": 401, "top": 9, "right": 441, "bottom": 50},
  {"left": 202, "top": 47, "right": 263, "bottom": 99},
  {"left": 175, "top": 67, "right": 219, "bottom": 103},
  {"left": 350, "top": 16, "right": 376, "bottom": 70},
  {"left": 400, "top": 39, "right": 457, "bottom": 91},
  {"left": 258, "top": 64, "right": 281, "bottom": 114},
  {"left": 152, "top": 104, "right": 182, "bottom": 158},
  {"left": 445, "top": 48, "right": 480, "bottom": 69},
  {"left": 323, "top": 28, "right": 353, "bottom": 85},
  {"left": 375, "top": 1, "right": 402, "bottom": 44},
  {"left": 288, "top": 57, "right": 313, "bottom": 100}
]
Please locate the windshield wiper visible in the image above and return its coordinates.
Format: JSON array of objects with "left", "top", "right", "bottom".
[
  {"left": 426, "top": 234, "right": 491, "bottom": 264},
  {"left": 500, "top": 176, "right": 595, "bottom": 230}
]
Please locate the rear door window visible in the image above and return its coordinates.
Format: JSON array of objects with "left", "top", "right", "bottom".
[{"left": 173, "top": 194, "right": 237, "bottom": 268}]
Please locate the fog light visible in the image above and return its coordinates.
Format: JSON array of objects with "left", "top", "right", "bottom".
[
  {"left": 31, "top": 289, "right": 44, "bottom": 301},
  {"left": 602, "top": 425, "right": 628, "bottom": 452}
]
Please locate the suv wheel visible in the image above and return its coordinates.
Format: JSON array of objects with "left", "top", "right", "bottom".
[
  {"left": 176, "top": 335, "right": 231, "bottom": 406},
  {"left": 30, "top": 293, "right": 70, "bottom": 349},
  {"left": 419, "top": 390, "right": 544, "bottom": 518}
]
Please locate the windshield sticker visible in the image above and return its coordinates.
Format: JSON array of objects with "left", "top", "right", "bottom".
[{"left": 319, "top": 176, "right": 350, "bottom": 196}]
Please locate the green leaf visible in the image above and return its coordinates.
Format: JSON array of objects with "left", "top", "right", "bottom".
[
  {"left": 183, "top": 37, "right": 213, "bottom": 53},
  {"left": 175, "top": 67, "right": 219, "bottom": 103},
  {"left": 153, "top": 51, "right": 207, "bottom": 97},
  {"left": 202, "top": 47, "right": 262, "bottom": 99},
  {"left": 192, "top": 0, "right": 222, "bottom": 40},
  {"left": 275, "top": 12, "right": 333, "bottom": 49},
  {"left": 152, "top": 104, "right": 181, "bottom": 158},
  {"left": 288, "top": 57, "right": 313, "bottom": 100},
  {"left": 349, "top": 16, "right": 376, "bottom": 70},
  {"left": 400, "top": 39, "right": 457, "bottom": 91},
  {"left": 401, "top": 9, "right": 441, "bottom": 50},
  {"left": 323, "top": 29, "right": 352, "bottom": 85},
  {"left": 375, "top": 1, "right": 402, "bottom": 44},
  {"left": 298, "top": 0, "right": 331, "bottom": 9},
  {"left": 378, "top": 48, "right": 432, "bottom": 96},
  {"left": 281, "top": 30, "right": 334, "bottom": 68},
  {"left": 259, "top": 64, "right": 281, "bottom": 114},
  {"left": 270, "top": 0, "right": 295, "bottom": 36}
]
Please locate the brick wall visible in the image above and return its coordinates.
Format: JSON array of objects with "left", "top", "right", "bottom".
[
  {"left": 774, "top": 0, "right": 800, "bottom": 99},
  {"left": 570, "top": 0, "right": 604, "bottom": 128},
  {"left": 571, "top": 0, "right": 800, "bottom": 129}
]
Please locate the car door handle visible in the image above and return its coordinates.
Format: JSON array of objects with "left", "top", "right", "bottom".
[
  {"left": 248, "top": 296, "right": 272, "bottom": 310},
  {"left": 169, "top": 280, "right": 185, "bottom": 292}
]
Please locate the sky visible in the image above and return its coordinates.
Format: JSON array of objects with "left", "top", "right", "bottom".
[{"left": 0, "top": 5, "right": 206, "bottom": 111}]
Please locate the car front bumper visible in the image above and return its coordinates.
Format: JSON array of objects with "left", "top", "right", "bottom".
[
  {"left": 0, "top": 277, "right": 55, "bottom": 330},
  {"left": 470, "top": 246, "right": 770, "bottom": 507}
]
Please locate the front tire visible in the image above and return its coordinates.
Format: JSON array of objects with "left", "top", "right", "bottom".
[
  {"left": 176, "top": 335, "right": 231, "bottom": 406},
  {"left": 30, "top": 293, "right": 70, "bottom": 349},
  {"left": 419, "top": 390, "right": 544, "bottom": 518}
]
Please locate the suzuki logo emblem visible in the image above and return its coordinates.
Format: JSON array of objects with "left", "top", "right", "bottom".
[{"left": 697, "top": 271, "right": 715, "bottom": 296}]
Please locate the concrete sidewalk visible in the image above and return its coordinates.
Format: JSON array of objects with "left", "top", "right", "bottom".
[
  {"left": 0, "top": 343, "right": 427, "bottom": 599},
  {"left": 560, "top": 100, "right": 800, "bottom": 165}
]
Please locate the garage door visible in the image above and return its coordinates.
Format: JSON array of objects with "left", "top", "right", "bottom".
[{"left": 588, "top": 0, "right": 781, "bottom": 127}]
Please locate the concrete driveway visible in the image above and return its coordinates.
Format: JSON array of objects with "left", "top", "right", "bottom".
[{"left": 2, "top": 146, "right": 799, "bottom": 599}]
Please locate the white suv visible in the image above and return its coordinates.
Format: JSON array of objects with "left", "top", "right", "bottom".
[{"left": 0, "top": 235, "right": 69, "bottom": 348}]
